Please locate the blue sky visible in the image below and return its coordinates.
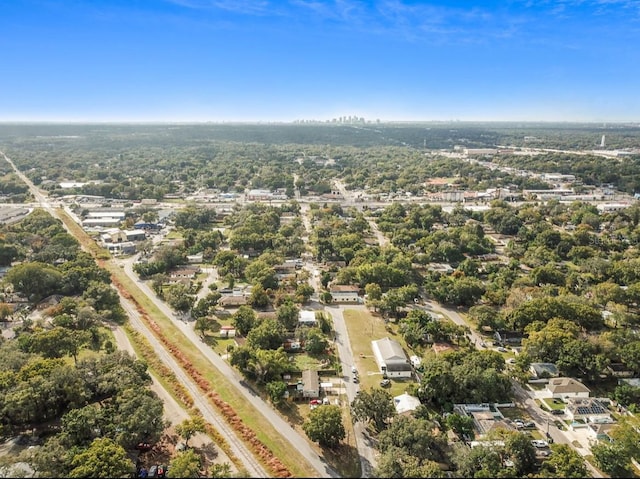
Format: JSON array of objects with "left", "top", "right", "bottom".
[{"left": 2, "top": 0, "right": 639, "bottom": 122}]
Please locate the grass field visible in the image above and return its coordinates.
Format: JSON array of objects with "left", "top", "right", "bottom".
[{"left": 342, "top": 308, "right": 418, "bottom": 396}]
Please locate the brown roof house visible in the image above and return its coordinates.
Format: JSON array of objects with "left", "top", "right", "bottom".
[
  {"left": 546, "top": 377, "right": 591, "bottom": 400},
  {"left": 299, "top": 369, "right": 320, "bottom": 399},
  {"left": 328, "top": 284, "right": 360, "bottom": 303}
]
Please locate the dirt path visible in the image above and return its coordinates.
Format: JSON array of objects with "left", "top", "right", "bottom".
[{"left": 110, "top": 325, "right": 238, "bottom": 474}]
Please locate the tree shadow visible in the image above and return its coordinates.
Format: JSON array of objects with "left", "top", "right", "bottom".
[
  {"left": 321, "top": 442, "right": 362, "bottom": 478},
  {"left": 277, "top": 401, "right": 304, "bottom": 426}
]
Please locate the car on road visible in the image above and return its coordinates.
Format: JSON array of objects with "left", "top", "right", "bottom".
[
  {"left": 531, "top": 439, "right": 549, "bottom": 448},
  {"left": 496, "top": 347, "right": 508, "bottom": 353},
  {"left": 551, "top": 409, "right": 565, "bottom": 415}
]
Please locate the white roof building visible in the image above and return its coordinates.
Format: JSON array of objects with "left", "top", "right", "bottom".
[
  {"left": 298, "top": 310, "right": 317, "bottom": 325},
  {"left": 394, "top": 393, "right": 421, "bottom": 415}
]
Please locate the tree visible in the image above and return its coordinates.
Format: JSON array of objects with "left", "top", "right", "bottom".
[
  {"left": 165, "top": 283, "right": 196, "bottom": 314},
  {"left": 208, "top": 463, "right": 232, "bottom": 478},
  {"left": 4, "top": 261, "right": 63, "bottom": 301},
  {"left": 445, "top": 413, "right": 475, "bottom": 440},
  {"left": 304, "top": 327, "right": 327, "bottom": 355},
  {"left": 375, "top": 447, "right": 446, "bottom": 478},
  {"left": 248, "top": 283, "right": 270, "bottom": 309},
  {"left": 109, "top": 387, "right": 166, "bottom": 449},
  {"left": 194, "top": 316, "right": 215, "bottom": 338},
  {"left": 191, "top": 291, "right": 221, "bottom": 319},
  {"left": 538, "top": 443, "right": 588, "bottom": 478},
  {"left": 276, "top": 300, "right": 299, "bottom": 331},
  {"left": 68, "top": 437, "right": 135, "bottom": 478},
  {"left": 503, "top": 429, "right": 537, "bottom": 476},
  {"left": 265, "top": 380, "right": 288, "bottom": 405},
  {"left": 232, "top": 305, "right": 257, "bottom": 336},
  {"left": 168, "top": 449, "right": 202, "bottom": 478},
  {"left": 592, "top": 441, "right": 631, "bottom": 478},
  {"left": 60, "top": 404, "right": 103, "bottom": 447},
  {"left": 302, "top": 405, "right": 345, "bottom": 448},
  {"left": 248, "top": 347, "right": 290, "bottom": 384},
  {"left": 246, "top": 318, "right": 286, "bottom": 350},
  {"left": 0, "top": 303, "right": 14, "bottom": 321},
  {"left": 378, "top": 416, "right": 446, "bottom": 463},
  {"left": 451, "top": 442, "right": 503, "bottom": 478},
  {"left": 295, "top": 283, "right": 314, "bottom": 304},
  {"left": 27, "top": 327, "right": 91, "bottom": 364},
  {"left": 320, "top": 291, "right": 333, "bottom": 304},
  {"left": 612, "top": 383, "right": 640, "bottom": 409},
  {"left": 365, "top": 283, "right": 383, "bottom": 301},
  {"left": 351, "top": 388, "right": 396, "bottom": 432},
  {"left": 175, "top": 417, "right": 207, "bottom": 447}
]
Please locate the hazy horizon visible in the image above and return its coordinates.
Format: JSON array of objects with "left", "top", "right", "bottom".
[{"left": 2, "top": 1, "right": 640, "bottom": 123}]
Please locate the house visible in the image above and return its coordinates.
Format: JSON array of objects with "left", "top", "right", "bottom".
[
  {"left": 298, "top": 310, "right": 317, "bottom": 327},
  {"left": 300, "top": 369, "right": 320, "bottom": 398},
  {"left": 169, "top": 266, "right": 200, "bottom": 279},
  {"left": 546, "top": 377, "right": 591, "bottom": 399},
  {"left": 619, "top": 378, "right": 640, "bottom": 387},
  {"left": 607, "top": 363, "right": 634, "bottom": 378},
  {"left": 102, "top": 229, "right": 127, "bottom": 243},
  {"left": 588, "top": 422, "right": 615, "bottom": 441},
  {"left": 329, "top": 284, "right": 360, "bottom": 303},
  {"left": 471, "top": 411, "right": 515, "bottom": 436},
  {"left": 124, "top": 229, "right": 147, "bottom": 242},
  {"left": 218, "top": 295, "right": 248, "bottom": 308},
  {"left": 134, "top": 221, "right": 162, "bottom": 231},
  {"left": 186, "top": 253, "right": 203, "bottom": 264},
  {"left": 371, "top": 337, "right": 412, "bottom": 378},
  {"left": 494, "top": 330, "right": 524, "bottom": 347},
  {"left": 105, "top": 241, "right": 136, "bottom": 255},
  {"left": 530, "top": 363, "right": 559, "bottom": 380},
  {"left": 394, "top": 393, "right": 421, "bottom": 415},
  {"left": 565, "top": 398, "right": 612, "bottom": 423}
]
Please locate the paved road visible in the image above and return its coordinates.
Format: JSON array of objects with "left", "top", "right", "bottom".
[
  {"left": 418, "top": 298, "right": 485, "bottom": 347},
  {"left": 298, "top": 198, "right": 378, "bottom": 477},
  {"left": 118, "top": 256, "right": 339, "bottom": 478},
  {"left": 325, "top": 305, "right": 377, "bottom": 477},
  {"left": 511, "top": 381, "right": 604, "bottom": 478}
]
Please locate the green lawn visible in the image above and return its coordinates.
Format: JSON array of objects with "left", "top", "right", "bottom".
[
  {"left": 543, "top": 397, "right": 566, "bottom": 410},
  {"left": 342, "top": 308, "right": 418, "bottom": 393}
]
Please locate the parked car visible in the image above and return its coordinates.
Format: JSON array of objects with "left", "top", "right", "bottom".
[{"left": 380, "top": 379, "right": 391, "bottom": 387}]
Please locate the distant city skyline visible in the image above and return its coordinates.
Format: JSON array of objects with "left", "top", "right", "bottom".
[{"left": 2, "top": 1, "right": 639, "bottom": 123}]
